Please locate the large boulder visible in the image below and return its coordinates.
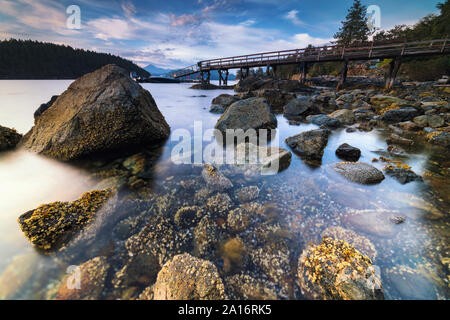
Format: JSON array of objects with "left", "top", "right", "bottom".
[
  {"left": 255, "top": 89, "right": 295, "bottom": 113},
  {"left": 34, "top": 95, "right": 59, "bottom": 119},
  {"left": 297, "top": 238, "right": 384, "bottom": 300},
  {"left": 331, "top": 162, "right": 385, "bottom": 185},
  {"left": 283, "top": 96, "right": 319, "bottom": 118},
  {"left": 381, "top": 107, "right": 420, "bottom": 123},
  {"left": 18, "top": 189, "right": 113, "bottom": 250},
  {"left": 285, "top": 129, "right": 330, "bottom": 163},
  {"left": 0, "top": 125, "right": 22, "bottom": 151},
  {"left": 153, "top": 253, "right": 227, "bottom": 300},
  {"left": 329, "top": 109, "right": 355, "bottom": 125},
  {"left": 210, "top": 94, "right": 239, "bottom": 113},
  {"left": 214, "top": 97, "right": 277, "bottom": 137},
  {"left": 21, "top": 65, "right": 170, "bottom": 161}
]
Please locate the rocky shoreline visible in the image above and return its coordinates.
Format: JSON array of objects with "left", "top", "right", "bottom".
[{"left": 0, "top": 67, "right": 448, "bottom": 300}]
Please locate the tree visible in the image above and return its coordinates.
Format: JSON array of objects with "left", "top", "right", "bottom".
[{"left": 334, "top": 0, "right": 373, "bottom": 45}]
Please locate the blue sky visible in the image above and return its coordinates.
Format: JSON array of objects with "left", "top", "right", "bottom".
[{"left": 0, "top": 0, "right": 442, "bottom": 69}]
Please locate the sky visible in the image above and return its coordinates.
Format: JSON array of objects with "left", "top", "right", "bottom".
[{"left": 0, "top": 0, "right": 443, "bottom": 69}]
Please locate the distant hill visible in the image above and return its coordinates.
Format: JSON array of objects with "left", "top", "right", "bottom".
[
  {"left": 145, "top": 64, "right": 236, "bottom": 80},
  {"left": 0, "top": 39, "right": 149, "bottom": 79}
]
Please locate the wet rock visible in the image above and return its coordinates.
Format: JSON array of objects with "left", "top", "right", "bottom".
[
  {"left": 174, "top": 206, "right": 203, "bottom": 228},
  {"left": 22, "top": 65, "right": 170, "bottom": 160},
  {"left": 56, "top": 256, "right": 109, "bottom": 300},
  {"left": 233, "top": 143, "right": 292, "bottom": 176},
  {"left": 205, "top": 193, "right": 233, "bottom": 216},
  {"left": 0, "top": 253, "right": 40, "bottom": 299},
  {"left": 384, "top": 167, "right": 423, "bottom": 184},
  {"left": 235, "top": 186, "right": 260, "bottom": 203},
  {"left": 426, "top": 131, "right": 450, "bottom": 148},
  {"left": 194, "top": 215, "right": 226, "bottom": 259},
  {"left": 381, "top": 107, "right": 420, "bottom": 123},
  {"left": 227, "top": 207, "right": 251, "bottom": 233},
  {"left": 285, "top": 129, "right": 330, "bottom": 163},
  {"left": 306, "top": 114, "right": 341, "bottom": 128},
  {"left": 153, "top": 253, "right": 227, "bottom": 300},
  {"left": 335, "top": 143, "right": 361, "bottom": 162},
  {"left": 390, "top": 216, "right": 406, "bottom": 224},
  {"left": 224, "top": 274, "right": 278, "bottom": 300},
  {"left": 297, "top": 238, "right": 384, "bottom": 300},
  {"left": 137, "top": 285, "right": 154, "bottom": 300},
  {"left": 214, "top": 97, "right": 277, "bottom": 137},
  {"left": 123, "top": 153, "right": 147, "bottom": 175},
  {"left": 113, "top": 252, "right": 159, "bottom": 290},
  {"left": 370, "top": 95, "right": 407, "bottom": 109},
  {"left": 413, "top": 115, "right": 429, "bottom": 127},
  {"left": 331, "top": 162, "right": 385, "bottom": 185},
  {"left": 0, "top": 125, "right": 22, "bottom": 151},
  {"left": 428, "top": 115, "right": 445, "bottom": 128},
  {"left": 18, "top": 189, "right": 113, "bottom": 250},
  {"left": 211, "top": 94, "right": 239, "bottom": 110},
  {"left": 283, "top": 96, "right": 319, "bottom": 118},
  {"left": 397, "top": 121, "right": 422, "bottom": 131},
  {"left": 210, "top": 105, "right": 226, "bottom": 114},
  {"left": 321, "top": 226, "right": 377, "bottom": 260},
  {"left": 201, "top": 164, "right": 233, "bottom": 191},
  {"left": 234, "top": 77, "right": 312, "bottom": 94},
  {"left": 255, "top": 89, "right": 295, "bottom": 113},
  {"left": 386, "top": 134, "right": 414, "bottom": 146},
  {"left": 34, "top": 95, "right": 59, "bottom": 119},
  {"left": 329, "top": 109, "right": 355, "bottom": 125}
]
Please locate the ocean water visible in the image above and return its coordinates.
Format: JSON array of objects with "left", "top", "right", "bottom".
[{"left": 0, "top": 80, "right": 448, "bottom": 300}]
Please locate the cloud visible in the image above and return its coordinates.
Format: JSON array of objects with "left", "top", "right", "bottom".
[
  {"left": 170, "top": 14, "right": 203, "bottom": 26},
  {"left": 121, "top": 0, "right": 136, "bottom": 17},
  {"left": 284, "top": 9, "right": 304, "bottom": 26}
]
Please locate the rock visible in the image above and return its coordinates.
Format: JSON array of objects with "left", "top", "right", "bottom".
[
  {"left": 56, "top": 256, "right": 109, "bottom": 300},
  {"left": 211, "top": 94, "right": 239, "bottom": 109},
  {"left": 233, "top": 142, "right": 292, "bottom": 176},
  {"left": 209, "top": 105, "right": 226, "bottom": 114},
  {"left": 331, "top": 162, "right": 385, "bottom": 185},
  {"left": 214, "top": 98, "right": 277, "bottom": 138},
  {"left": 370, "top": 95, "right": 407, "bottom": 108},
  {"left": 397, "top": 121, "right": 422, "bottom": 131},
  {"left": 224, "top": 274, "right": 278, "bottom": 300},
  {"left": 190, "top": 83, "right": 220, "bottom": 90},
  {"left": 21, "top": 65, "right": 170, "bottom": 160},
  {"left": 153, "top": 253, "right": 227, "bottom": 300},
  {"left": 122, "top": 153, "right": 147, "bottom": 175},
  {"left": 113, "top": 252, "right": 159, "bottom": 290},
  {"left": 297, "top": 238, "right": 384, "bottom": 300},
  {"left": 220, "top": 237, "right": 248, "bottom": 273},
  {"left": 385, "top": 266, "right": 436, "bottom": 299},
  {"left": 306, "top": 114, "right": 341, "bottom": 128},
  {"left": 227, "top": 207, "right": 250, "bottom": 233},
  {"left": 413, "top": 115, "right": 429, "bottom": 127},
  {"left": 426, "top": 131, "right": 450, "bottom": 148},
  {"left": 329, "top": 109, "right": 355, "bottom": 125},
  {"left": 34, "top": 95, "right": 59, "bottom": 119},
  {"left": 235, "top": 186, "right": 260, "bottom": 203},
  {"left": 321, "top": 226, "right": 377, "bottom": 260},
  {"left": 205, "top": 193, "right": 233, "bottom": 216},
  {"left": 285, "top": 129, "right": 330, "bottom": 163},
  {"left": 0, "top": 125, "right": 22, "bottom": 151},
  {"left": 428, "top": 115, "right": 445, "bottom": 128},
  {"left": 201, "top": 164, "right": 233, "bottom": 191},
  {"left": 174, "top": 206, "right": 203, "bottom": 228},
  {"left": 386, "top": 134, "right": 414, "bottom": 146},
  {"left": 194, "top": 215, "right": 226, "bottom": 259},
  {"left": 0, "top": 253, "right": 40, "bottom": 299},
  {"left": 234, "top": 77, "right": 312, "bottom": 94},
  {"left": 335, "top": 143, "right": 361, "bottom": 162},
  {"left": 384, "top": 167, "right": 423, "bottom": 184},
  {"left": 18, "top": 189, "right": 113, "bottom": 250},
  {"left": 283, "top": 96, "right": 319, "bottom": 118},
  {"left": 255, "top": 89, "right": 295, "bottom": 113},
  {"left": 381, "top": 107, "right": 419, "bottom": 123},
  {"left": 343, "top": 210, "right": 396, "bottom": 237}
]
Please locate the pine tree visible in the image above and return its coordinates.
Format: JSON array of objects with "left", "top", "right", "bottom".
[{"left": 334, "top": 0, "right": 372, "bottom": 45}]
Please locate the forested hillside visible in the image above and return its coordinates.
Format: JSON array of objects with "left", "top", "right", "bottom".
[{"left": 0, "top": 39, "right": 149, "bottom": 79}]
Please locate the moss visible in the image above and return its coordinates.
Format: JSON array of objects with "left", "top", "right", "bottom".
[{"left": 18, "top": 189, "right": 113, "bottom": 250}]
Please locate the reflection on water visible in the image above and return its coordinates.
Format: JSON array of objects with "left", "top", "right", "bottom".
[{"left": 0, "top": 80, "right": 448, "bottom": 300}]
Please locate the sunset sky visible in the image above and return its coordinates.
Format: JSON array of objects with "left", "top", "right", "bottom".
[{"left": 0, "top": 0, "right": 442, "bottom": 68}]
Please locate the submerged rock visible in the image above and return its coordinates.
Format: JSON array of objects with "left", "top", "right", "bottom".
[
  {"left": 0, "top": 125, "right": 22, "bottom": 151},
  {"left": 18, "top": 189, "right": 113, "bottom": 250},
  {"left": 0, "top": 253, "right": 40, "bottom": 299},
  {"left": 56, "top": 256, "right": 109, "bottom": 300},
  {"left": 214, "top": 98, "right": 277, "bottom": 137},
  {"left": 153, "top": 253, "right": 228, "bottom": 300},
  {"left": 224, "top": 274, "right": 278, "bottom": 300},
  {"left": 297, "top": 238, "right": 384, "bottom": 300},
  {"left": 384, "top": 167, "right": 423, "bottom": 184},
  {"left": 201, "top": 164, "right": 233, "bottom": 191},
  {"left": 21, "top": 65, "right": 170, "bottom": 160},
  {"left": 386, "top": 134, "right": 414, "bottom": 146},
  {"left": 335, "top": 143, "right": 361, "bottom": 162},
  {"left": 235, "top": 186, "right": 260, "bottom": 203},
  {"left": 331, "top": 162, "right": 385, "bottom": 185},
  {"left": 285, "top": 129, "right": 330, "bottom": 163}
]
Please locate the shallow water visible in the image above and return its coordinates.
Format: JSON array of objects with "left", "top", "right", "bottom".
[{"left": 0, "top": 80, "right": 448, "bottom": 300}]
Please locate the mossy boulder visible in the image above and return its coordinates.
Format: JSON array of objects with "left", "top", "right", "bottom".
[
  {"left": 0, "top": 125, "right": 22, "bottom": 151},
  {"left": 18, "top": 189, "right": 113, "bottom": 250},
  {"left": 153, "top": 253, "right": 228, "bottom": 300},
  {"left": 21, "top": 64, "right": 170, "bottom": 160},
  {"left": 297, "top": 238, "right": 384, "bottom": 300}
]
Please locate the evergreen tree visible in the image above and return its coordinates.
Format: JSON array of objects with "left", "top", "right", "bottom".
[{"left": 334, "top": 0, "right": 372, "bottom": 45}]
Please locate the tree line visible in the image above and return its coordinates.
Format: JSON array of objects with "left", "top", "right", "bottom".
[{"left": 0, "top": 39, "right": 149, "bottom": 79}]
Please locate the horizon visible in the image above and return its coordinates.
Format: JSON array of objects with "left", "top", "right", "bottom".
[{"left": 0, "top": 0, "right": 443, "bottom": 69}]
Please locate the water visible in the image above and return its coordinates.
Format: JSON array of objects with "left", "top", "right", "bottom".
[{"left": 0, "top": 80, "right": 448, "bottom": 300}]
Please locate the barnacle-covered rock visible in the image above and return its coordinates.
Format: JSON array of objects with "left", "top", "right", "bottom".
[
  {"left": 18, "top": 189, "right": 113, "bottom": 250},
  {"left": 224, "top": 273, "right": 278, "bottom": 300},
  {"left": 56, "top": 256, "right": 109, "bottom": 300},
  {"left": 153, "top": 253, "right": 228, "bottom": 300},
  {"left": 297, "top": 238, "right": 384, "bottom": 300},
  {"left": 0, "top": 125, "right": 22, "bottom": 151},
  {"left": 201, "top": 164, "right": 233, "bottom": 191}
]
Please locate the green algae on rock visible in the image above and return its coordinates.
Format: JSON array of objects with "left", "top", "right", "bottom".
[
  {"left": 0, "top": 125, "right": 22, "bottom": 151},
  {"left": 298, "top": 238, "right": 384, "bottom": 300},
  {"left": 18, "top": 189, "right": 113, "bottom": 250}
]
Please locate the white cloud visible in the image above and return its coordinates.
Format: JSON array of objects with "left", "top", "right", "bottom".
[{"left": 284, "top": 9, "right": 305, "bottom": 26}]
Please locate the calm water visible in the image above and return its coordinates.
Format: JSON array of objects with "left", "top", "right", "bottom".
[{"left": 0, "top": 80, "right": 448, "bottom": 300}]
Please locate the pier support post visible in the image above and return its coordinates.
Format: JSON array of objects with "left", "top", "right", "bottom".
[
  {"left": 200, "top": 71, "right": 205, "bottom": 85},
  {"left": 337, "top": 59, "right": 349, "bottom": 91},
  {"left": 218, "top": 69, "right": 223, "bottom": 87},
  {"left": 299, "top": 61, "right": 308, "bottom": 84},
  {"left": 224, "top": 70, "right": 229, "bottom": 86},
  {"left": 206, "top": 70, "right": 211, "bottom": 85},
  {"left": 385, "top": 57, "right": 402, "bottom": 90},
  {"left": 272, "top": 65, "right": 278, "bottom": 79}
]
